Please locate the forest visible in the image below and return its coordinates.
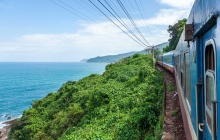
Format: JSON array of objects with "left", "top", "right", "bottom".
[{"left": 10, "top": 54, "right": 164, "bottom": 140}]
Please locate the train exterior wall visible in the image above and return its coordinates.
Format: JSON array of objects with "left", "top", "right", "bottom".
[{"left": 174, "top": 0, "right": 220, "bottom": 139}]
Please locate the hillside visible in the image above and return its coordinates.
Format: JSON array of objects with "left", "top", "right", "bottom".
[
  {"left": 86, "top": 42, "right": 168, "bottom": 63},
  {"left": 87, "top": 51, "right": 138, "bottom": 63},
  {"left": 10, "top": 54, "right": 164, "bottom": 140},
  {"left": 154, "top": 42, "right": 169, "bottom": 52}
]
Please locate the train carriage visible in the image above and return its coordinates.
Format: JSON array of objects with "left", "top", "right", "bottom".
[
  {"left": 156, "top": 51, "right": 174, "bottom": 73},
  {"left": 157, "top": 0, "right": 220, "bottom": 139}
]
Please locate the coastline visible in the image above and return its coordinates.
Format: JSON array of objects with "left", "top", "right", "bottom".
[{"left": 0, "top": 119, "right": 17, "bottom": 140}]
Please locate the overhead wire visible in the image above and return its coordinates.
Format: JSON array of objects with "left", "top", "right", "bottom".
[
  {"left": 106, "top": 0, "right": 126, "bottom": 18},
  {"left": 135, "top": 0, "right": 154, "bottom": 37},
  {"left": 73, "top": 0, "right": 105, "bottom": 21},
  {"left": 88, "top": 0, "right": 147, "bottom": 48},
  {"left": 49, "top": 0, "right": 91, "bottom": 22},
  {"left": 123, "top": 0, "right": 151, "bottom": 39},
  {"left": 100, "top": 0, "right": 149, "bottom": 47},
  {"left": 49, "top": 0, "right": 125, "bottom": 39},
  {"left": 49, "top": 0, "right": 153, "bottom": 48},
  {"left": 117, "top": 0, "right": 151, "bottom": 46}
]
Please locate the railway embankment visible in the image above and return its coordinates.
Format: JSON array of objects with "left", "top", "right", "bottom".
[{"left": 156, "top": 65, "right": 186, "bottom": 140}]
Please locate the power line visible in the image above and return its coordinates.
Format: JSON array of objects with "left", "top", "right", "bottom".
[
  {"left": 49, "top": 0, "right": 124, "bottom": 39},
  {"left": 124, "top": 0, "right": 151, "bottom": 39},
  {"left": 49, "top": 0, "right": 90, "bottom": 22},
  {"left": 88, "top": 0, "right": 147, "bottom": 48},
  {"left": 49, "top": 0, "right": 153, "bottom": 48},
  {"left": 135, "top": 0, "right": 154, "bottom": 37},
  {"left": 100, "top": 0, "right": 149, "bottom": 47},
  {"left": 117, "top": 0, "right": 150, "bottom": 46}
]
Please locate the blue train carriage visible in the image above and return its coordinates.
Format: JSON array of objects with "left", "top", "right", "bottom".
[
  {"left": 162, "top": 51, "right": 174, "bottom": 73},
  {"left": 174, "top": 0, "right": 220, "bottom": 139},
  {"left": 156, "top": 54, "right": 163, "bottom": 66},
  {"left": 156, "top": 51, "right": 174, "bottom": 73}
]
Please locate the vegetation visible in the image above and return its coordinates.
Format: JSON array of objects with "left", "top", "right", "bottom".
[
  {"left": 167, "top": 83, "right": 175, "bottom": 92},
  {"left": 171, "top": 110, "right": 178, "bottom": 116},
  {"left": 87, "top": 51, "right": 138, "bottom": 63},
  {"left": 163, "top": 18, "right": 187, "bottom": 53},
  {"left": 87, "top": 42, "right": 168, "bottom": 63},
  {"left": 10, "top": 54, "right": 164, "bottom": 140}
]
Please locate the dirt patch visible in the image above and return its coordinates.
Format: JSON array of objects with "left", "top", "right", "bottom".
[{"left": 156, "top": 65, "right": 186, "bottom": 140}]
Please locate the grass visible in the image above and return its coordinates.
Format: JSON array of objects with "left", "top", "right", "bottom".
[{"left": 167, "top": 83, "right": 175, "bottom": 91}]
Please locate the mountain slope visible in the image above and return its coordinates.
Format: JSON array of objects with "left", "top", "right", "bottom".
[{"left": 86, "top": 42, "right": 168, "bottom": 63}]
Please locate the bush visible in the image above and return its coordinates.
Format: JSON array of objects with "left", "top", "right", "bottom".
[{"left": 10, "top": 54, "right": 164, "bottom": 140}]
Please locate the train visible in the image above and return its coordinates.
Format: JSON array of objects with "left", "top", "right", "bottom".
[{"left": 157, "top": 0, "right": 220, "bottom": 139}]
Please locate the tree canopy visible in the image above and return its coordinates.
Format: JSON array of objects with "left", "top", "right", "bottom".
[
  {"left": 163, "top": 18, "right": 187, "bottom": 53},
  {"left": 10, "top": 54, "right": 164, "bottom": 140}
]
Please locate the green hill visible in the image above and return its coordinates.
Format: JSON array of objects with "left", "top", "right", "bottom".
[
  {"left": 154, "top": 42, "right": 169, "bottom": 52},
  {"left": 87, "top": 51, "right": 138, "bottom": 63},
  {"left": 86, "top": 42, "right": 168, "bottom": 63},
  {"left": 10, "top": 54, "right": 164, "bottom": 140}
]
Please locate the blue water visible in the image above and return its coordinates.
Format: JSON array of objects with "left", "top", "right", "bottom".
[{"left": 0, "top": 62, "right": 107, "bottom": 128}]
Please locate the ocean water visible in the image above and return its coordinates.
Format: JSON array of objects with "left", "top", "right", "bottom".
[{"left": 0, "top": 62, "right": 107, "bottom": 128}]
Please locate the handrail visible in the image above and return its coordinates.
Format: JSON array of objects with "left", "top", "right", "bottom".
[{"left": 212, "top": 100, "right": 218, "bottom": 140}]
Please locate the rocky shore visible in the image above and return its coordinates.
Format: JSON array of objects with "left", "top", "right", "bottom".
[{"left": 0, "top": 119, "right": 17, "bottom": 140}]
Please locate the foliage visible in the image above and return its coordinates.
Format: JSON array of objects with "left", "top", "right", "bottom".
[
  {"left": 10, "top": 54, "right": 164, "bottom": 140},
  {"left": 163, "top": 18, "right": 187, "bottom": 53},
  {"left": 154, "top": 48, "right": 161, "bottom": 57},
  {"left": 87, "top": 51, "right": 146, "bottom": 63},
  {"left": 167, "top": 83, "right": 175, "bottom": 91},
  {"left": 171, "top": 110, "right": 179, "bottom": 116}
]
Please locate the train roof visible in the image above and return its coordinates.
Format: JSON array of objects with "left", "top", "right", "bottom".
[{"left": 162, "top": 51, "right": 174, "bottom": 56}]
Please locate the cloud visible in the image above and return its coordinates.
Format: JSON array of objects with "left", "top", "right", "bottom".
[
  {"left": 146, "top": 9, "right": 189, "bottom": 25},
  {"left": 1, "top": 0, "right": 196, "bottom": 62},
  {"left": 0, "top": 20, "right": 169, "bottom": 62},
  {"left": 158, "top": 0, "right": 195, "bottom": 9}
]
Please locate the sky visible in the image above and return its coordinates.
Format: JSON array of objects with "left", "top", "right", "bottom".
[{"left": 0, "top": 0, "right": 195, "bottom": 62}]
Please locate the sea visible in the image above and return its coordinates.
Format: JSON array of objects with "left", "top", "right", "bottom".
[{"left": 0, "top": 62, "right": 107, "bottom": 129}]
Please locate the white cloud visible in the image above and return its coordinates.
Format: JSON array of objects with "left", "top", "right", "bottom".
[
  {"left": 146, "top": 9, "right": 189, "bottom": 25},
  {"left": 158, "top": 0, "right": 195, "bottom": 9},
  {"left": 0, "top": 0, "right": 196, "bottom": 62},
  {"left": 0, "top": 20, "right": 169, "bottom": 62}
]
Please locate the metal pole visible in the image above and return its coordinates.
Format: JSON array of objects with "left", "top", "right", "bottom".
[{"left": 152, "top": 46, "right": 155, "bottom": 68}]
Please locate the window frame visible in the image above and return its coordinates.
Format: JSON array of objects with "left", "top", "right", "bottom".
[
  {"left": 184, "top": 52, "right": 191, "bottom": 113},
  {"left": 205, "top": 70, "right": 216, "bottom": 133},
  {"left": 204, "top": 39, "right": 217, "bottom": 136}
]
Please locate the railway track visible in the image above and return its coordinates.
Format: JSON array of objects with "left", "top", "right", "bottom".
[{"left": 156, "top": 65, "right": 185, "bottom": 140}]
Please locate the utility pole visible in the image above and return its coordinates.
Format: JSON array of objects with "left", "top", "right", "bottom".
[{"left": 152, "top": 46, "right": 155, "bottom": 69}]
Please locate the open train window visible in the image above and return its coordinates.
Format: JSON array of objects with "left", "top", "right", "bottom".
[{"left": 204, "top": 39, "right": 216, "bottom": 134}]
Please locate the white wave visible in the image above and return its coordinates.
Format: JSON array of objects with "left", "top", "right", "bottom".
[
  {"left": 0, "top": 121, "right": 8, "bottom": 129},
  {"left": 0, "top": 115, "right": 22, "bottom": 129},
  {"left": 1, "top": 114, "right": 7, "bottom": 118}
]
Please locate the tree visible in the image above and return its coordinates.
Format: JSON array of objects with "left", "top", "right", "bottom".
[{"left": 163, "top": 18, "right": 187, "bottom": 53}]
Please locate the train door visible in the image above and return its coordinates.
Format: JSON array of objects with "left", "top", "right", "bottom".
[{"left": 203, "top": 39, "right": 217, "bottom": 140}]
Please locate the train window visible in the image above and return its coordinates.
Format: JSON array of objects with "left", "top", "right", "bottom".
[
  {"left": 205, "top": 70, "right": 215, "bottom": 131},
  {"left": 204, "top": 40, "right": 216, "bottom": 134},
  {"left": 185, "top": 52, "right": 191, "bottom": 110},
  {"left": 205, "top": 45, "right": 215, "bottom": 71}
]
